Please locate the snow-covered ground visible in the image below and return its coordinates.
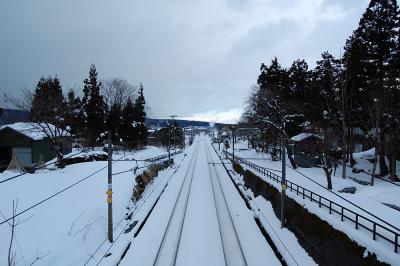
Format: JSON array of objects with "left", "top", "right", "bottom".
[
  {"left": 113, "top": 136, "right": 281, "bottom": 266},
  {"left": 0, "top": 145, "right": 179, "bottom": 265},
  {"left": 224, "top": 140, "right": 400, "bottom": 265},
  {"left": 216, "top": 150, "right": 316, "bottom": 266}
]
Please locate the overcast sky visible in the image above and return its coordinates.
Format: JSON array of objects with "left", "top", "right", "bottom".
[{"left": 0, "top": 0, "right": 368, "bottom": 123}]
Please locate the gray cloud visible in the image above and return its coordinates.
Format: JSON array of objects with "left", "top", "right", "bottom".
[{"left": 0, "top": 0, "right": 368, "bottom": 121}]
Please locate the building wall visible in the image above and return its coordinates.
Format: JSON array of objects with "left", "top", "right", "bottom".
[
  {"left": 0, "top": 128, "right": 73, "bottom": 166},
  {"left": 0, "top": 128, "right": 32, "bottom": 147}
]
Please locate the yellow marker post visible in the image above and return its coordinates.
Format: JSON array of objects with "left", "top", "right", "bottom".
[{"left": 107, "top": 189, "right": 112, "bottom": 203}]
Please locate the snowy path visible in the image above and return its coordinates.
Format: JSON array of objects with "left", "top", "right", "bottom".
[{"left": 119, "top": 136, "right": 281, "bottom": 266}]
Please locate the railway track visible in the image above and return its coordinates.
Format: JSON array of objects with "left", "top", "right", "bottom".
[
  {"left": 205, "top": 142, "right": 248, "bottom": 266},
  {"left": 152, "top": 142, "right": 200, "bottom": 266},
  {"left": 122, "top": 136, "right": 280, "bottom": 266}
]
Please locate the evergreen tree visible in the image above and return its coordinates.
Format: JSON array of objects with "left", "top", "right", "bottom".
[
  {"left": 343, "top": 0, "right": 400, "bottom": 179},
  {"left": 30, "top": 76, "right": 68, "bottom": 166},
  {"left": 133, "top": 83, "right": 147, "bottom": 145},
  {"left": 65, "top": 89, "right": 82, "bottom": 135},
  {"left": 119, "top": 97, "right": 136, "bottom": 145},
  {"left": 30, "top": 76, "right": 66, "bottom": 126},
  {"left": 81, "top": 64, "right": 106, "bottom": 146},
  {"left": 106, "top": 102, "right": 122, "bottom": 143}
]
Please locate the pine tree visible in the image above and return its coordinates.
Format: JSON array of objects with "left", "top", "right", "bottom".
[
  {"left": 119, "top": 97, "right": 136, "bottom": 146},
  {"left": 133, "top": 83, "right": 147, "bottom": 145},
  {"left": 30, "top": 76, "right": 66, "bottom": 126},
  {"left": 81, "top": 64, "right": 106, "bottom": 146},
  {"left": 65, "top": 89, "right": 82, "bottom": 135},
  {"left": 106, "top": 102, "right": 122, "bottom": 143},
  {"left": 30, "top": 76, "right": 68, "bottom": 166},
  {"left": 343, "top": 0, "right": 400, "bottom": 180}
]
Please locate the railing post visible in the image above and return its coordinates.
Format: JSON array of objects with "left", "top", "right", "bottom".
[
  {"left": 319, "top": 196, "right": 321, "bottom": 208},
  {"left": 395, "top": 234, "right": 398, "bottom": 253},
  {"left": 341, "top": 208, "right": 344, "bottom": 221},
  {"left": 329, "top": 201, "right": 332, "bottom": 214},
  {"left": 302, "top": 188, "right": 305, "bottom": 199}
]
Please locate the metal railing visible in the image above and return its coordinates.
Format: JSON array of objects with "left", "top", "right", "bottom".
[
  {"left": 225, "top": 150, "right": 400, "bottom": 253},
  {"left": 145, "top": 150, "right": 183, "bottom": 163}
]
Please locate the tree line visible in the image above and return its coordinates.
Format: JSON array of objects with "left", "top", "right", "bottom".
[
  {"left": 18, "top": 64, "right": 148, "bottom": 155},
  {"left": 243, "top": 0, "right": 400, "bottom": 183}
]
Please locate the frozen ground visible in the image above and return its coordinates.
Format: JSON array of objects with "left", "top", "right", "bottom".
[
  {"left": 225, "top": 140, "right": 400, "bottom": 265},
  {"left": 0, "top": 145, "right": 179, "bottom": 265}
]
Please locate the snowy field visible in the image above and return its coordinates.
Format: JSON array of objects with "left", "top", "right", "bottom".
[
  {"left": 0, "top": 146, "right": 180, "bottom": 265},
  {"left": 224, "top": 140, "right": 400, "bottom": 265}
]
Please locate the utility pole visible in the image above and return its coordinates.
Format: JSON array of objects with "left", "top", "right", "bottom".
[
  {"left": 170, "top": 115, "right": 177, "bottom": 153},
  {"left": 230, "top": 126, "right": 235, "bottom": 160},
  {"left": 182, "top": 127, "right": 185, "bottom": 149},
  {"left": 107, "top": 131, "right": 113, "bottom": 242},
  {"left": 168, "top": 124, "right": 171, "bottom": 163},
  {"left": 218, "top": 128, "right": 221, "bottom": 151},
  {"left": 281, "top": 137, "right": 286, "bottom": 229}
]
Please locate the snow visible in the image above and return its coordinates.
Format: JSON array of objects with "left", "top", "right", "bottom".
[
  {"left": 227, "top": 169, "right": 316, "bottom": 266},
  {"left": 0, "top": 145, "right": 173, "bottom": 265},
  {"left": 290, "top": 132, "right": 322, "bottom": 142},
  {"left": 226, "top": 140, "right": 400, "bottom": 265},
  {"left": 115, "top": 136, "right": 281, "bottom": 265},
  {"left": 0, "top": 122, "right": 70, "bottom": 140}
]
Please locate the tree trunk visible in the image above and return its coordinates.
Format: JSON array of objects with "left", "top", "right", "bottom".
[
  {"left": 379, "top": 154, "right": 389, "bottom": 177},
  {"left": 390, "top": 153, "right": 397, "bottom": 181},
  {"left": 322, "top": 155, "right": 333, "bottom": 190},
  {"left": 341, "top": 134, "right": 347, "bottom": 179},
  {"left": 389, "top": 128, "right": 396, "bottom": 180},
  {"left": 370, "top": 142, "right": 379, "bottom": 186},
  {"left": 286, "top": 143, "right": 297, "bottom": 169}
]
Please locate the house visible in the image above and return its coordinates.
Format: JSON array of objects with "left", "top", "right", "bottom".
[
  {"left": 290, "top": 133, "right": 324, "bottom": 167},
  {"left": 0, "top": 122, "right": 72, "bottom": 169}
]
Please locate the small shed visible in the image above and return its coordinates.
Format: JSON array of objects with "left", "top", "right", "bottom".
[
  {"left": 0, "top": 122, "right": 72, "bottom": 170},
  {"left": 290, "top": 133, "right": 324, "bottom": 167}
]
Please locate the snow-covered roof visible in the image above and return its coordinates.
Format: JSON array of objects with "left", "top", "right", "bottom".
[
  {"left": 290, "top": 133, "right": 323, "bottom": 142},
  {"left": 0, "top": 122, "right": 70, "bottom": 141}
]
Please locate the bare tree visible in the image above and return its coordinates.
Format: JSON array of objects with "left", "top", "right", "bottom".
[
  {"left": 101, "top": 78, "right": 135, "bottom": 110},
  {"left": 0, "top": 200, "right": 48, "bottom": 266}
]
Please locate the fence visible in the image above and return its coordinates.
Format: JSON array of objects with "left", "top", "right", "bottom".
[
  {"left": 145, "top": 150, "right": 183, "bottom": 163},
  {"left": 225, "top": 150, "right": 400, "bottom": 253}
]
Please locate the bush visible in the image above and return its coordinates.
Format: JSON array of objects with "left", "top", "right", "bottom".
[{"left": 131, "top": 162, "right": 169, "bottom": 201}]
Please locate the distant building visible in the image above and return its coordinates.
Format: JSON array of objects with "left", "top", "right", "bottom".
[{"left": 0, "top": 122, "right": 72, "bottom": 169}]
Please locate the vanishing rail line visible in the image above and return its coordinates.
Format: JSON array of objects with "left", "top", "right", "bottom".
[
  {"left": 152, "top": 143, "right": 199, "bottom": 266},
  {"left": 205, "top": 142, "right": 248, "bottom": 266}
]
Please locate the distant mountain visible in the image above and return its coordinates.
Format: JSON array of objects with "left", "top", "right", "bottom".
[
  {"left": 0, "top": 108, "right": 29, "bottom": 125},
  {"left": 0, "top": 109, "right": 216, "bottom": 128},
  {"left": 146, "top": 118, "right": 210, "bottom": 128}
]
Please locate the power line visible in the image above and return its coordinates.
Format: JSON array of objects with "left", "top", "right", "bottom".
[
  {"left": 0, "top": 153, "right": 128, "bottom": 226},
  {"left": 0, "top": 148, "right": 92, "bottom": 185},
  {"left": 87, "top": 154, "right": 186, "bottom": 265}
]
